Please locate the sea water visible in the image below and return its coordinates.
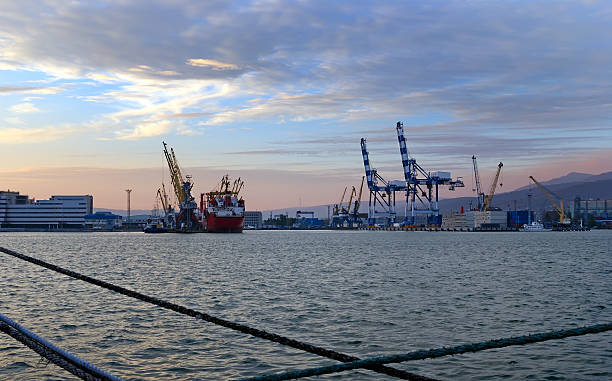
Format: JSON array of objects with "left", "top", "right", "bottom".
[{"left": 0, "top": 230, "right": 611, "bottom": 380}]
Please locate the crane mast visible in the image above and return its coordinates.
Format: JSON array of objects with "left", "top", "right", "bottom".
[{"left": 483, "top": 162, "right": 503, "bottom": 211}]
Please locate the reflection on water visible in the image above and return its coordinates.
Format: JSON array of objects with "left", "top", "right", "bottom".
[{"left": 0, "top": 230, "right": 611, "bottom": 380}]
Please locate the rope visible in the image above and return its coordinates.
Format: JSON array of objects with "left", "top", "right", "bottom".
[
  {"left": 0, "top": 313, "right": 122, "bottom": 381},
  {"left": 239, "top": 323, "right": 612, "bottom": 381},
  {"left": 0, "top": 246, "right": 434, "bottom": 381}
]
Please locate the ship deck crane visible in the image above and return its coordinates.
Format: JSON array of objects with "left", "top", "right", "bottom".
[
  {"left": 529, "top": 176, "right": 571, "bottom": 224},
  {"left": 483, "top": 162, "right": 503, "bottom": 211}
]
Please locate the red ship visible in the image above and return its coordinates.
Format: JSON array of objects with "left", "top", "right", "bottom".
[{"left": 200, "top": 175, "right": 245, "bottom": 233}]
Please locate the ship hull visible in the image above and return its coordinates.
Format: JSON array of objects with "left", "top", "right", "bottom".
[{"left": 205, "top": 214, "right": 244, "bottom": 233}]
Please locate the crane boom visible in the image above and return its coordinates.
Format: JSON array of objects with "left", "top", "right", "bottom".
[
  {"left": 346, "top": 186, "right": 356, "bottom": 214},
  {"left": 157, "top": 188, "right": 168, "bottom": 212},
  {"left": 339, "top": 186, "right": 347, "bottom": 209},
  {"left": 353, "top": 176, "right": 365, "bottom": 216},
  {"left": 529, "top": 176, "right": 569, "bottom": 224},
  {"left": 163, "top": 142, "right": 187, "bottom": 204},
  {"left": 472, "top": 155, "right": 484, "bottom": 210},
  {"left": 483, "top": 162, "right": 503, "bottom": 211}
]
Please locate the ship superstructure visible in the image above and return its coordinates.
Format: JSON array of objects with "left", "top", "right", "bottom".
[{"left": 201, "top": 175, "right": 245, "bottom": 233}]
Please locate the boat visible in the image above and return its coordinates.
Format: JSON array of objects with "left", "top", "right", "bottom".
[
  {"left": 201, "top": 175, "right": 245, "bottom": 233},
  {"left": 143, "top": 216, "right": 167, "bottom": 233},
  {"left": 143, "top": 224, "right": 167, "bottom": 233},
  {"left": 519, "top": 222, "right": 552, "bottom": 232}
]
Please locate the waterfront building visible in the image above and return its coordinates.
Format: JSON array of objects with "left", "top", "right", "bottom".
[
  {"left": 244, "top": 211, "right": 263, "bottom": 229},
  {"left": 567, "top": 197, "right": 611, "bottom": 219},
  {"left": 507, "top": 210, "right": 536, "bottom": 229},
  {"left": 0, "top": 191, "right": 93, "bottom": 230},
  {"left": 473, "top": 210, "right": 508, "bottom": 230},
  {"left": 441, "top": 212, "right": 475, "bottom": 230},
  {"left": 84, "top": 211, "right": 123, "bottom": 230}
]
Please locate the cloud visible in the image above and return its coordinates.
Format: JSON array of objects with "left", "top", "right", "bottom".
[
  {"left": 114, "top": 121, "right": 172, "bottom": 140},
  {"left": 186, "top": 58, "right": 239, "bottom": 71},
  {"left": 0, "top": 86, "right": 62, "bottom": 95},
  {"left": 0, "top": 125, "right": 77, "bottom": 143},
  {"left": 0, "top": 0, "right": 609, "bottom": 168},
  {"left": 9, "top": 102, "right": 40, "bottom": 113}
]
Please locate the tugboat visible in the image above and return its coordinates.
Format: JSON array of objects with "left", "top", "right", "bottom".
[{"left": 201, "top": 175, "right": 245, "bottom": 233}]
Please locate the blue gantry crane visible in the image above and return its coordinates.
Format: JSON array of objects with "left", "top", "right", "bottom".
[
  {"left": 360, "top": 137, "right": 407, "bottom": 226},
  {"left": 360, "top": 122, "right": 464, "bottom": 227},
  {"left": 395, "top": 122, "right": 464, "bottom": 226}
]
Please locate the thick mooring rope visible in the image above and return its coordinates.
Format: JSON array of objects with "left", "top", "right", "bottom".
[
  {"left": 0, "top": 312, "right": 122, "bottom": 381},
  {"left": 238, "top": 323, "right": 612, "bottom": 381},
  {"left": 0, "top": 246, "right": 433, "bottom": 381}
]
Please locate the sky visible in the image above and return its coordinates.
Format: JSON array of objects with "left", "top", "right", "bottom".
[{"left": 1, "top": 0, "right": 611, "bottom": 211}]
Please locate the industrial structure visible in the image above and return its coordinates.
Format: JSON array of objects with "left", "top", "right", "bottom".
[
  {"left": 360, "top": 122, "right": 464, "bottom": 227},
  {"left": 162, "top": 142, "right": 201, "bottom": 232},
  {"left": 330, "top": 176, "right": 365, "bottom": 228},
  {"left": 471, "top": 155, "right": 504, "bottom": 211},
  {"left": 396, "top": 122, "right": 464, "bottom": 226},
  {"left": 529, "top": 175, "right": 571, "bottom": 226}
]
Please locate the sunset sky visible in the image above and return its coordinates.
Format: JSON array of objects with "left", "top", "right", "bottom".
[{"left": 1, "top": 1, "right": 611, "bottom": 211}]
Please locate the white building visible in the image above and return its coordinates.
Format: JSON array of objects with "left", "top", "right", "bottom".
[
  {"left": 84, "top": 211, "right": 122, "bottom": 230},
  {"left": 473, "top": 210, "right": 507, "bottom": 229},
  {"left": 442, "top": 212, "right": 475, "bottom": 230},
  {"left": 0, "top": 191, "right": 93, "bottom": 230},
  {"left": 244, "top": 211, "right": 263, "bottom": 229}
]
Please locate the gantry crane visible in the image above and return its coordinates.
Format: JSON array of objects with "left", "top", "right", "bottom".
[
  {"left": 395, "top": 122, "right": 464, "bottom": 226},
  {"left": 361, "top": 137, "right": 405, "bottom": 226},
  {"left": 529, "top": 176, "right": 571, "bottom": 225},
  {"left": 482, "top": 162, "right": 503, "bottom": 211},
  {"left": 162, "top": 142, "right": 200, "bottom": 231}
]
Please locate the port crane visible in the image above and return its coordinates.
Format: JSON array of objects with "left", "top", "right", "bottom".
[
  {"left": 395, "top": 122, "right": 464, "bottom": 226},
  {"left": 330, "top": 177, "right": 365, "bottom": 228},
  {"left": 162, "top": 142, "right": 200, "bottom": 231},
  {"left": 472, "top": 155, "right": 484, "bottom": 210},
  {"left": 529, "top": 176, "right": 571, "bottom": 225},
  {"left": 332, "top": 186, "right": 348, "bottom": 217},
  {"left": 482, "top": 162, "right": 503, "bottom": 211},
  {"left": 361, "top": 137, "right": 406, "bottom": 226},
  {"left": 472, "top": 156, "right": 503, "bottom": 211},
  {"left": 349, "top": 176, "right": 365, "bottom": 227}
]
